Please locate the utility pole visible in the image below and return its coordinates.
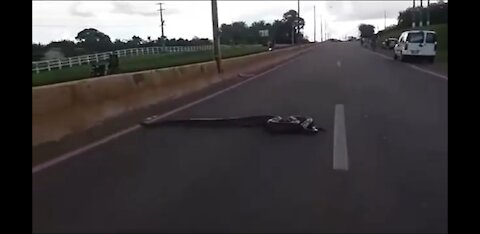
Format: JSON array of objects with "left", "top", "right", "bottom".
[
  {"left": 419, "top": 0, "right": 423, "bottom": 27},
  {"left": 384, "top": 10, "right": 386, "bottom": 30},
  {"left": 297, "top": 0, "right": 300, "bottom": 44},
  {"left": 427, "top": 0, "right": 431, "bottom": 26},
  {"left": 325, "top": 21, "right": 327, "bottom": 40},
  {"left": 211, "top": 0, "right": 222, "bottom": 73},
  {"left": 320, "top": 16, "right": 323, "bottom": 42},
  {"left": 314, "top": 5, "right": 316, "bottom": 42},
  {"left": 157, "top": 3, "right": 166, "bottom": 50},
  {"left": 412, "top": 0, "right": 416, "bottom": 28}
]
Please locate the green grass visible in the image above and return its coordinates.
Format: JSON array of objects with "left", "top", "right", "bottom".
[
  {"left": 32, "top": 45, "right": 267, "bottom": 87},
  {"left": 377, "top": 24, "right": 448, "bottom": 62}
]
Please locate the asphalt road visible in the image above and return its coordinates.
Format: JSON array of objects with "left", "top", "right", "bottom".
[{"left": 32, "top": 41, "right": 448, "bottom": 233}]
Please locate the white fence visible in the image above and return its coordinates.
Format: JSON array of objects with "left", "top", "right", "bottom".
[{"left": 32, "top": 45, "right": 215, "bottom": 74}]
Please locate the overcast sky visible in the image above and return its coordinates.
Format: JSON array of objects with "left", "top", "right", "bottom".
[{"left": 33, "top": 1, "right": 430, "bottom": 44}]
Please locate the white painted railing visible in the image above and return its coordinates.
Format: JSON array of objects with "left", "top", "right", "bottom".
[
  {"left": 32, "top": 45, "right": 214, "bottom": 74},
  {"left": 32, "top": 44, "right": 266, "bottom": 74}
]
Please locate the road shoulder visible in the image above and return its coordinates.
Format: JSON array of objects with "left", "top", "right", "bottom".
[{"left": 374, "top": 47, "right": 448, "bottom": 76}]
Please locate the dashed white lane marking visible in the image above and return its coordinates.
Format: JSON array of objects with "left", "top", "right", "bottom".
[
  {"left": 333, "top": 104, "right": 349, "bottom": 171},
  {"left": 336, "top": 60, "right": 342, "bottom": 68}
]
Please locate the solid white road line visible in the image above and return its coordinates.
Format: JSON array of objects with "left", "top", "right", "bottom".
[
  {"left": 32, "top": 125, "right": 140, "bottom": 174},
  {"left": 32, "top": 49, "right": 313, "bottom": 174},
  {"left": 333, "top": 104, "right": 349, "bottom": 171},
  {"left": 407, "top": 64, "right": 448, "bottom": 80},
  {"left": 367, "top": 49, "right": 448, "bottom": 80},
  {"left": 374, "top": 52, "right": 392, "bottom": 60}
]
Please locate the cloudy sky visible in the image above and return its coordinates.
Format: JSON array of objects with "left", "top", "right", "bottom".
[{"left": 33, "top": 1, "right": 425, "bottom": 44}]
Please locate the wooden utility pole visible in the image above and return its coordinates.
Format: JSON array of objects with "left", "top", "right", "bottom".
[
  {"left": 426, "top": 0, "right": 431, "bottom": 26},
  {"left": 320, "top": 16, "right": 323, "bottom": 42},
  {"left": 211, "top": 0, "right": 222, "bottom": 73},
  {"left": 419, "top": 0, "right": 423, "bottom": 27},
  {"left": 314, "top": 5, "right": 316, "bottom": 42},
  {"left": 412, "top": 0, "right": 416, "bottom": 28},
  {"left": 157, "top": 3, "right": 166, "bottom": 50},
  {"left": 384, "top": 10, "right": 386, "bottom": 30},
  {"left": 297, "top": 0, "right": 300, "bottom": 44}
]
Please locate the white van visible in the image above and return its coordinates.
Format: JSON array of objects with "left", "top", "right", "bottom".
[{"left": 393, "top": 30, "right": 437, "bottom": 63}]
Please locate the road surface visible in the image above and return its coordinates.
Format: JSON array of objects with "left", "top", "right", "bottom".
[{"left": 33, "top": 42, "right": 448, "bottom": 233}]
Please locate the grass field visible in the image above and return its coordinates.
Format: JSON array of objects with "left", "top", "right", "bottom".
[
  {"left": 32, "top": 45, "right": 267, "bottom": 87},
  {"left": 377, "top": 24, "right": 448, "bottom": 63}
]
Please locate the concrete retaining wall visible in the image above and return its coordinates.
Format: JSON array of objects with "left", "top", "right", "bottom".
[{"left": 32, "top": 44, "right": 313, "bottom": 146}]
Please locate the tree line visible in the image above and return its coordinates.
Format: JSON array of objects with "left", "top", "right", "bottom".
[
  {"left": 220, "top": 9, "right": 308, "bottom": 45},
  {"left": 396, "top": 1, "right": 447, "bottom": 29},
  {"left": 358, "top": 1, "right": 447, "bottom": 39},
  {"left": 32, "top": 9, "right": 308, "bottom": 61},
  {"left": 32, "top": 31, "right": 211, "bottom": 61}
]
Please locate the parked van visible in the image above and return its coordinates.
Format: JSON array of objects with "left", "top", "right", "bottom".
[{"left": 393, "top": 30, "right": 437, "bottom": 63}]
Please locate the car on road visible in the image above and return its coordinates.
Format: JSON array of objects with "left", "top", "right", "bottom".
[
  {"left": 393, "top": 30, "right": 437, "bottom": 63},
  {"left": 382, "top": 38, "right": 398, "bottom": 50},
  {"left": 328, "top": 38, "right": 342, "bottom": 42}
]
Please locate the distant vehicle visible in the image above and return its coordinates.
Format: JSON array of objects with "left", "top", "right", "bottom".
[
  {"left": 382, "top": 38, "right": 398, "bottom": 50},
  {"left": 393, "top": 30, "right": 437, "bottom": 63},
  {"left": 328, "top": 38, "right": 342, "bottom": 42}
]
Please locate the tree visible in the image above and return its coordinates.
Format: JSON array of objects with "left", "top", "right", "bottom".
[
  {"left": 46, "top": 40, "right": 78, "bottom": 57},
  {"left": 358, "top": 24, "right": 375, "bottom": 38},
  {"left": 282, "top": 9, "right": 305, "bottom": 30},
  {"left": 75, "top": 28, "right": 113, "bottom": 53},
  {"left": 176, "top": 38, "right": 188, "bottom": 46},
  {"left": 231, "top": 21, "right": 249, "bottom": 44},
  {"left": 249, "top": 20, "right": 268, "bottom": 44},
  {"left": 33, "top": 7, "right": 315, "bottom": 62},
  {"left": 220, "top": 23, "right": 234, "bottom": 44},
  {"left": 128, "top": 36, "right": 143, "bottom": 47},
  {"left": 397, "top": 2, "right": 447, "bottom": 28},
  {"left": 270, "top": 10, "right": 305, "bottom": 44},
  {"left": 113, "top": 39, "right": 128, "bottom": 50},
  {"left": 220, "top": 21, "right": 249, "bottom": 44},
  {"left": 32, "top": 43, "right": 46, "bottom": 61},
  {"left": 217, "top": 10, "right": 307, "bottom": 45},
  {"left": 282, "top": 9, "right": 305, "bottom": 42}
]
